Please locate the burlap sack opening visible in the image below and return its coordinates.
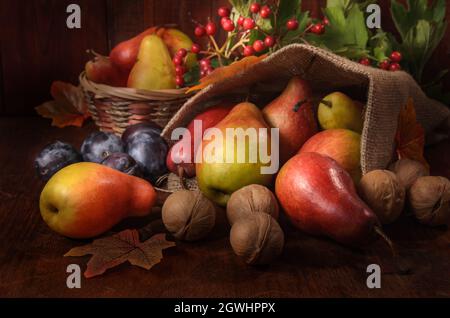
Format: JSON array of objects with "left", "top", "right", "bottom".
[{"left": 162, "top": 44, "right": 450, "bottom": 174}]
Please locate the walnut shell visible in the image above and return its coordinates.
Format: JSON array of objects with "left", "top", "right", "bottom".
[
  {"left": 409, "top": 176, "right": 450, "bottom": 226},
  {"left": 162, "top": 190, "right": 216, "bottom": 241},
  {"left": 227, "top": 184, "right": 279, "bottom": 225},
  {"left": 389, "top": 158, "right": 429, "bottom": 189},
  {"left": 230, "top": 213, "right": 284, "bottom": 265},
  {"left": 358, "top": 170, "right": 405, "bottom": 224}
]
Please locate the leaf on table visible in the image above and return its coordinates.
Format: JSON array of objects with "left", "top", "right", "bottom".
[
  {"left": 395, "top": 98, "right": 429, "bottom": 168},
  {"left": 35, "top": 81, "right": 90, "bottom": 128},
  {"left": 65, "top": 230, "right": 175, "bottom": 278},
  {"left": 186, "top": 55, "right": 267, "bottom": 93}
]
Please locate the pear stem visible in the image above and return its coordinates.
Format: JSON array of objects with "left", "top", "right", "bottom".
[
  {"left": 177, "top": 166, "right": 187, "bottom": 190},
  {"left": 374, "top": 226, "right": 411, "bottom": 275},
  {"left": 320, "top": 100, "right": 333, "bottom": 108}
]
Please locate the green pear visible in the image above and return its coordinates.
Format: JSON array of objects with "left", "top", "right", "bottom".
[
  {"left": 127, "top": 35, "right": 176, "bottom": 90},
  {"left": 318, "top": 92, "right": 364, "bottom": 133},
  {"left": 196, "top": 103, "right": 275, "bottom": 206}
]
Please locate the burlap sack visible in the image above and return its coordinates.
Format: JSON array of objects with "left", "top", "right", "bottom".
[{"left": 162, "top": 44, "right": 450, "bottom": 174}]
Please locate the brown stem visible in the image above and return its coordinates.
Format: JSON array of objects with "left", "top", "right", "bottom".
[
  {"left": 374, "top": 226, "right": 411, "bottom": 275},
  {"left": 177, "top": 166, "right": 187, "bottom": 190}
]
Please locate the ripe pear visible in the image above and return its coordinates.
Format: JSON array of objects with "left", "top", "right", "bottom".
[
  {"left": 263, "top": 76, "right": 318, "bottom": 163},
  {"left": 196, "top": 103, "right": 275, "bottom": 206},
  {"left": 110, "top": 26, "right": 158, "bottom": 71},
  {"left": 318, "top": 92, "right": 364, "bottom": 133},
  {"left": 127, "top": 35, "right": 176, "bottom": 90},
  {"left": 161, "top": 28, "right": 197, "bottom": 69},
  {"left": 299, "top": 129, "right": 362, "bottom": 183},
  {"left": 276, "top": 152, "right": 379, "bottom": 247},
  {"left": 39, "top": 162, "right": 157, "bottom": 239}
]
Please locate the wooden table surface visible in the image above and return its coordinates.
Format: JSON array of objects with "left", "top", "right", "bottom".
[{"left": 0, "top": 117, "right": 449, "bottom": 298}]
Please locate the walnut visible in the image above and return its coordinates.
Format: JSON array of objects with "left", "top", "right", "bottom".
[
  {"left": 358, "top": 170, "right": 405, "bottom": 224},
  {"left": 409, "top": 176, "right": 450, "bottom": 226}
]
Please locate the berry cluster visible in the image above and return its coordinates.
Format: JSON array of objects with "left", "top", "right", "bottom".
[
  {"left": 358, "top": 51, "right": 403, "bottom": 72},
  {"left": 173, "top": 48, "right": 188, "bottom": 87},
  {"left": 307, "top": 16, "right": 328, "bottom": 35}
]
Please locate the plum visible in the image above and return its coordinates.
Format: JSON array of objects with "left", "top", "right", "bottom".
[
  {"left": 101, "top": 153, "right": 142, "bottom": 177},
  {"left": 35, "top": 141, "right": 82, "bottom": 180},
  {"left": 122, "top": 123, "right": 162, "bottom": 145},
  {"left": 81, "top": 131, "right": 124, "bottom": 163},
  {"left": 126, "top": 132, "right": 168, "bottom": 182}
]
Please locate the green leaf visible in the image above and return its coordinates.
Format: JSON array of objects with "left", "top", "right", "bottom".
[
  {"left": 346, "top": 4, "right": 369, "bottom": 48},
  {"left": 278, "top": 0, "right": 302, "bottom": 25}
]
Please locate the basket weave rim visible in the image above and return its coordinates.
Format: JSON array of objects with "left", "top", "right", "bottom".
[{"left": 79, "top": 72, "right": 191, "bottom": 101}]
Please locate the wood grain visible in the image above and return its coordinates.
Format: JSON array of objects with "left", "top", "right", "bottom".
[
  {"left": 0, "top": 117, "right": 449, "bottom": 297},
  {"left": 0, "top": 0, "right": 109, "bottom": 115},
  {"left": 0, "top": 0, "right": 449, "bottom": 115}
]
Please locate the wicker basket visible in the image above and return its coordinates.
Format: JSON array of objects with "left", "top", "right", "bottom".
[{"left": 79, "top": 72, "right": 191, "bottom": 136}]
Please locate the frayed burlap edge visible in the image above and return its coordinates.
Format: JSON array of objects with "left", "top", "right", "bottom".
[{"left": 162, "top": 44, "right": 450, "bottom": 174}]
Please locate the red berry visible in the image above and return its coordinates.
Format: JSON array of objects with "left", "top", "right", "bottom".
[
  {"left": 264, "top": 36, "right": 275, "bottom": 48},
  {"left": 250, "top": 3, "right": 261, "bottom": 14},
  {"left": 243, "top": 45, "right": 255, "bottom": 57},
  {"left": 237, "top": 16, "right": 245, "bottom": 26},
  {"left": 260, "top": 5, "right": 271, "bottom": 19},
  {"left": 205, "top": 68, "right": 214, "bottom": 76},
  {"left": 191, "top": 43, "right": 201, "bottom": 54},
  {"left": 253, "top": 40, "right": 265, "bottom": 52},
  {"left": 359, "top": 58, "right": 371, "bottom": 66},
  {"left": 221, "top": 18, "right": 235, "bottom": 32},
  {"left": 176, "top": 76, "right": 185, "bottom": 87},
  {"left": 200, "top": 59, "right": 211, "bottom": 69},
  {"left": 390, "top": 51, "right": 402, "bottom": 63},
  {"left": 287, "top": 19, "right": 299, "bottom": 31},
  {"left": 311, "top": 23, "right": 325, "bottom": 34},
  {"left": 194, "top": 26, "right": 206, "bottom": 37},
  {"left": 323, "top": 17, "right": 330, "bottom": 26},
  {"left": 243, "top": 18, "right": 256, "bottom": 30},
  {"left": 200, "top": 69, "right": 207, "bottom": 77},
  {"left": 176, "top": 48, "right": 187, "bottom": 58},
  {"left": 389, "top": 62, "right": 401, "bottom": 71},
  {"left": 379, "top": 60, "right": 390, "bottom": 70},
  {"left": 218, "top": 6, "right": 230, "bottom": 17},
  {"left": 175, "top": 65, "right": 186, "bottom": 76},
  {"left": 173, "top": 56, "right": 183, "bottom": 66},
  {"left": 205, "top": 22, "right": 217, "bottom": 36}
]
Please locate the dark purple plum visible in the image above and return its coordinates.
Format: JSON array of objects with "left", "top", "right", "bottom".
[
  {"left": 125, "top": 133, "right": 168, "bottom": 182},
  {"left": 81, "top": 131, "right": 124, "bottom": 163},
  {"left": 122, "top": 123, "right": 162, "bottom": 145},
  {"left": 101, "top": 153, "right": 142, "bottom": 177},
  {"left": 35, "top": 141, "right": 82, "bottom": 180}
]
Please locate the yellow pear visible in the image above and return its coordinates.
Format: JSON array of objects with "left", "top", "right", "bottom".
[{"left": 127, "top": 35, "right": 176, "bottom": 90}]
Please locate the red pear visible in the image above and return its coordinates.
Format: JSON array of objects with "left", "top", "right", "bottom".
[
  {"left": 263, "top": 76, "right": 317, "bottom": 163},
  {"left": 110, "top": 26, "right": 159, "bottom": 71},
  {"left": 85, "top": 56, "right": 128, "bottom": 87},
  {"left": 166, "top": 103, "right": 234, "bottom": 178},
  {"left": 275, "top": 152, "right": 380, "bottom": 247}
]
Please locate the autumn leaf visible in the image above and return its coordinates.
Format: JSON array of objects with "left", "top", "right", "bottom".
[
  {"left": 187, "top": 55, "right": 267, "bottom": 93},
  {"left": 65, "top": 230, "right": 175, "bottom": 278},
  {"left": 35, "top": 81, "right": 90, "bottom": 128},
  {"left": 395, "top": 98, "right": 429, "bottom": 168}
]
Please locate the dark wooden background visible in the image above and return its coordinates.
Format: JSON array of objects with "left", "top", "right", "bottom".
[{"left": 0, "top": 0, "right": 449, "bottom": 116}]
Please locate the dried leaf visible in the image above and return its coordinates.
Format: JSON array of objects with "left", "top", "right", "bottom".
[
  {"left": 65, "top": 230, "right": 175, "bottom": 278},
  {"left": 35, "top": 81, "right": 90, "bottom": 128},
  {"left": 395, "top": 98, "right": 429, "bottom": 168},
  {"left": 187, "top": 55, "right": 267, "bottom": 93}
]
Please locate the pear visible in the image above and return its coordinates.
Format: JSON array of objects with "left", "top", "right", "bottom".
[
  {"left": 127, "top": 35, "right": 176, "bottom": 90},
  {"left": 318, "top": 92, "right": 364, "bottom": 133},
  {"left": 262, "top": 76, "right": 317, "bottom": 164},
  {"left": 161, "top": 28, "right": 197, "bottom": 69},
  {"left": 196, "top": 103, "right": 275, "bottom": 206},
  {"left": 39, "top": 163, "right": 157, "bottom": 239}
]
